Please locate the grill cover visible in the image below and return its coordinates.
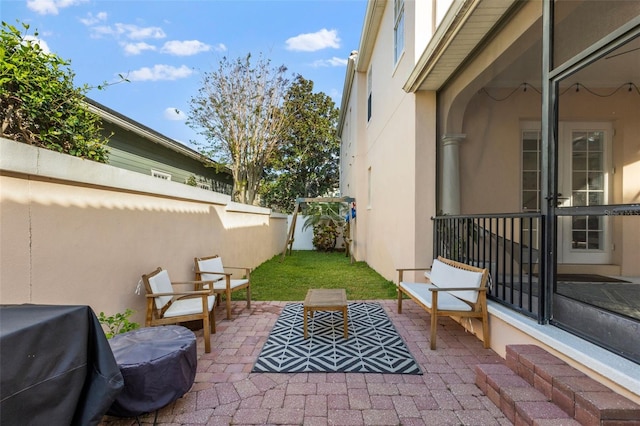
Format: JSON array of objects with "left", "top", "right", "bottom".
[
  {"left": 107, "top": 325, "right": 197, "bottom": 417},
  {"left": 0, "top": 305, "right": 123, "bottom": 426}
]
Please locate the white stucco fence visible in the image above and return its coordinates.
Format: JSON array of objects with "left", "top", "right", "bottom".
[{"left": 0, "top": 138, "right": 287, "bottom": 326}]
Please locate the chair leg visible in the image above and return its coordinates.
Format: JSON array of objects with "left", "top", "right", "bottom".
[
  {"left": 397, "top": 287, "right": 403, "bottom": 314},
  {"left": 203, "top": 313, "right": 211, "bottom": 353},
  {"left": 246, "top": 285, "right": 251, "bottom": 309},
  {"left": 226, "top": 288, "right": 232, "bottom": 320},
  {"left": 430, "top": 310, "right": 438, "bottom": 350},
  {"left": 481, "top": 309, "right": 490, "bottom": 349},
  {"left": 210, "top": 308, "right": 216, "bottom": 334}
]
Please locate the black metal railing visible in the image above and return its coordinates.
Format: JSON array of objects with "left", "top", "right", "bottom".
[{"left": 433, "top": 213, "right": 544, "bottom": 321}]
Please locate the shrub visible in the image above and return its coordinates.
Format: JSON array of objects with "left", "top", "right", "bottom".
[
  {"left": 98, "top": 309, "right": 140, "bottom": 339},
  {"left": 0, "top": 21, "right": 110, "bottom": 162}
]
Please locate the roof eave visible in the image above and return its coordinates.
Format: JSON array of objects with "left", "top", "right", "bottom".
[
  {"left": 85, "top": 98, "right": 230, "bottom": 174},
  {"left": 337, "top": 1, "right": 386, "bottom": 136},
  {"left": 403, "top": 0, "right": 519, "bottom": 93}
]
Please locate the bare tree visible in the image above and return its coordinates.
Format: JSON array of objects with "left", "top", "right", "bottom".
[{"left": 188, "top": 53, "right": 291, "bottom": 205}]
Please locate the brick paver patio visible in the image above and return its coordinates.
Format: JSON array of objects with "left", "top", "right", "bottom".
[{"left": 101, "top": 300, "right": 511, "bottom": 425}]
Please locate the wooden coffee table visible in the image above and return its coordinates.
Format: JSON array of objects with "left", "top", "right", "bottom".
[{"left": 303, "top": 288, "right": 348, "bottom": 339}]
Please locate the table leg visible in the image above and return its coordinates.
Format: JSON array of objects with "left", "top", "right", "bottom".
[
  {"left": 303, "top": 306, "right": 308, "bottom": 339},
  {"left": 342, "top": 306, "right": 348, "bottom": 339}
]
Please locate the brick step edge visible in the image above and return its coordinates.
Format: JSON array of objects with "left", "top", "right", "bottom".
[
  {"left": 475, "top": 363, "right": 579, "bottom": 425},
  {"left": 496, "top": 344, "right": 640, "bottom": 426}
]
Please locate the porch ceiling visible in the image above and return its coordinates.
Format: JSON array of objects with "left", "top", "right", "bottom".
[{"left": 404, "top": 0, "right": 519, "bottom": 93}]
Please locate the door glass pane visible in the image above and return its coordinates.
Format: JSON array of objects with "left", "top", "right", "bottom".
[
  {"left": 523, "top": 133, "right": 540, "bottom": 151},
  {"left": 572, "top": 192, "right": 586, "bottom": 206},
  {"left": 588, "top": 173, "right": 603, "bottom": 190},
  {"left": 589, "top": 192, "right": 603, "bottom": 205},
  {"left": 521, "top": 130, "right": 541, "bottom": 211},
  {"left": 523, "top": 152, "right": 538, "bottom": 170},
  {"left": 588, "top": 153, "right": 602, "bottom": 170},
  {"left": 572, "top": 216, "right": 586, "bottom": 230},
  {"left": 572, "top": 152, "right": 587, "bottom": 170},
  {"left": 572, "top": 133, "right": 587, "bottom": 151},
  {"left": 572, "top": 172, "right": 586, "bottom": 191},
  {"left": 572, "top": 231, "right": 586, "bottom": 249},
  {"left": 587, "top": 216, "right": 600, "bottom": 229},
  {"left": 523, "top": 191, "right": 538, "bottom": 210},
  {"left": 588, "top": 132, "right": 603, "bottom": 151},
  {"left": 569, "top": 130, "right": 606, "bottom": 250},
  {"left": 523, "top": 172, "right": 538, "bottom": 190}
]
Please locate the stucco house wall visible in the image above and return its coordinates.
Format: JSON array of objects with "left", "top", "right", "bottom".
[
  {"left": 341, "top": 0, "right": 437, "bottom": 282},
  {"left": 338, "top": 0, "right": 640, "bottom": 402},
  {"left": 0, "top": 138, "right": 287, "bottom": 326}
]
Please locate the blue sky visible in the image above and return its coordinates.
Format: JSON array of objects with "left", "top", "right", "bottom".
[{"left": 3, "top": 0, "right": 366, "bottom": 147}]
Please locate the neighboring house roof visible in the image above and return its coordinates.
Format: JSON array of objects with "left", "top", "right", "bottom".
[{"left": 84, "top": 97, "right": 230, "bottom": 174}]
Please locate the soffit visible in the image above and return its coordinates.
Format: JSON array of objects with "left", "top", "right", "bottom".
[{"left": 404, "top": 0, "right": 519, "bottom": 92}]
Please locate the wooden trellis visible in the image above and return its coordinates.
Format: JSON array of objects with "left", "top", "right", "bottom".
[{"left": 281, "top": 196, "right": 356, "bottom": 260}]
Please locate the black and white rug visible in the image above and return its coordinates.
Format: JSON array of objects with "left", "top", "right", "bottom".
[{"left": 252, "top": 302, "right": 422, "bottom": 374}]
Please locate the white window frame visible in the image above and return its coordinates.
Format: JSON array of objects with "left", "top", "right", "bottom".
[
  {"left": 394, "top": 0, "right": 405, "bottom": 64},
  {"left": 367, "top": 65, "right": 373, "bottom": 122},
  {"left": 151, "top": 170, "right": 171, "bottom": 180}
]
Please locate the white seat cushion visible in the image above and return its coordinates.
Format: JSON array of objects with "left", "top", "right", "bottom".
[
  {"left": 211, "top": 278, "right": 249, "bottom": 291},
  {"left": 148, "top": 270, "right": 174, "bottom": 310},
  {"left": 400, "top": 282, "right": 472, "bottom": 312},
  {"left": 428, "top": 259, "right": 483, "bottom": 304},
  {"left": 164, "top": 295, "right": 216, "bottom": 318},
  {"left": 196, "top": 257, "right": 225, "bottom": 282}
]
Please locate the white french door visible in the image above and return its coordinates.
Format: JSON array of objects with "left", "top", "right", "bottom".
[{"left": 557, "top": 122, "right": 612, "bottom": 264}]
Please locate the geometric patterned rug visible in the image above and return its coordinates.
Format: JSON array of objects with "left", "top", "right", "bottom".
[{"left": 252, "top": 302, "right": 422, "bottom": 374}]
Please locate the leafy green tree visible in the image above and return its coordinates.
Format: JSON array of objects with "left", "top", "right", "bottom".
[
  {"left": 260, "top": 76, "right": 340, "bottom": 213},
  {"left": 188, "top": 53, "right": 291, "bottom": 205},
  {"left": 0, "top": 21, "right": 110, "bottom": 162}
]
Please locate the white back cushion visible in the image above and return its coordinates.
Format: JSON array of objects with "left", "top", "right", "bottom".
[
  {"left": 197, "top": 257, "right": 225, "bottom": 282},
  {"left": 429, "top": 259, "right": 483, "bottom": 304},
  {"left": 148, "top": 269, "right": 174, "bottom": 310}
]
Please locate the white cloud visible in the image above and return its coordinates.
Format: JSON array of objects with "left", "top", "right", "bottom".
[
  {"left": 160, "top": 40, "right": 211, "bottom": 56},
  {"left": 311, "top": 56, "right": 348, "bottom": 67},
  {"left": 23, "top": 35, "right": 51, "bottom": 54},
  {"left": 27, "top": 0, "right": 87, "bottom": 15},
  {"left": 164, "top": 107, "right": 187, "bottom": 121},
  {"left": 286, "top": 28, "right": 340, "bottom": 52},
  {"left": 122, "top": 42, "right": 156, "bottom": 56},
  {"left": 214, "top": 43, "right": 227, "bottom": 52},
  {"left": 126, "top": 64, "right": 193, "bottom": 81},
  {"left": 91, "top": 23, "right": 166, "bottom": 40},
  {"left": 80, "top": 12, "right": 107, "bottom": 26}
]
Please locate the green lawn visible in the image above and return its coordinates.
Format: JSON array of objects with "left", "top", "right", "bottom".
[{"left": 248, "top": 250, "right": 397, "bottom": 301}]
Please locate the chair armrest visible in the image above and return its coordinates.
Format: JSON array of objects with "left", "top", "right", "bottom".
[
  {"left": 223, "top": 266, "right": 251, "bottom": 271},
  {"left": 397, "top": 267, "right": 431, "bottom": 283},
  {"left": 194, "top": 271, "right": 231, "bottom": 278},
  {"left": 428, "top": 287, "right": 487, "bottom": 292},
  {"left": 145, "top": 289, "right": 210, "bottom": 297},
  {"left": 172, "top": 279, "right": 219, "bottom": 285}
]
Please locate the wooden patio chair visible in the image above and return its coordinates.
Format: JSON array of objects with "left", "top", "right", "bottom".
[
  {"left": 141, "top": 267, "right": 216, "bottom": 353},
  {"left": 194, "top": 255, "right": 251, "bottom": 320}
]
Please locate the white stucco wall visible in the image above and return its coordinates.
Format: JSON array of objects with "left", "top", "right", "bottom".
[{"left": 0, "top": 138, "right": 287, "bottom": 325}]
